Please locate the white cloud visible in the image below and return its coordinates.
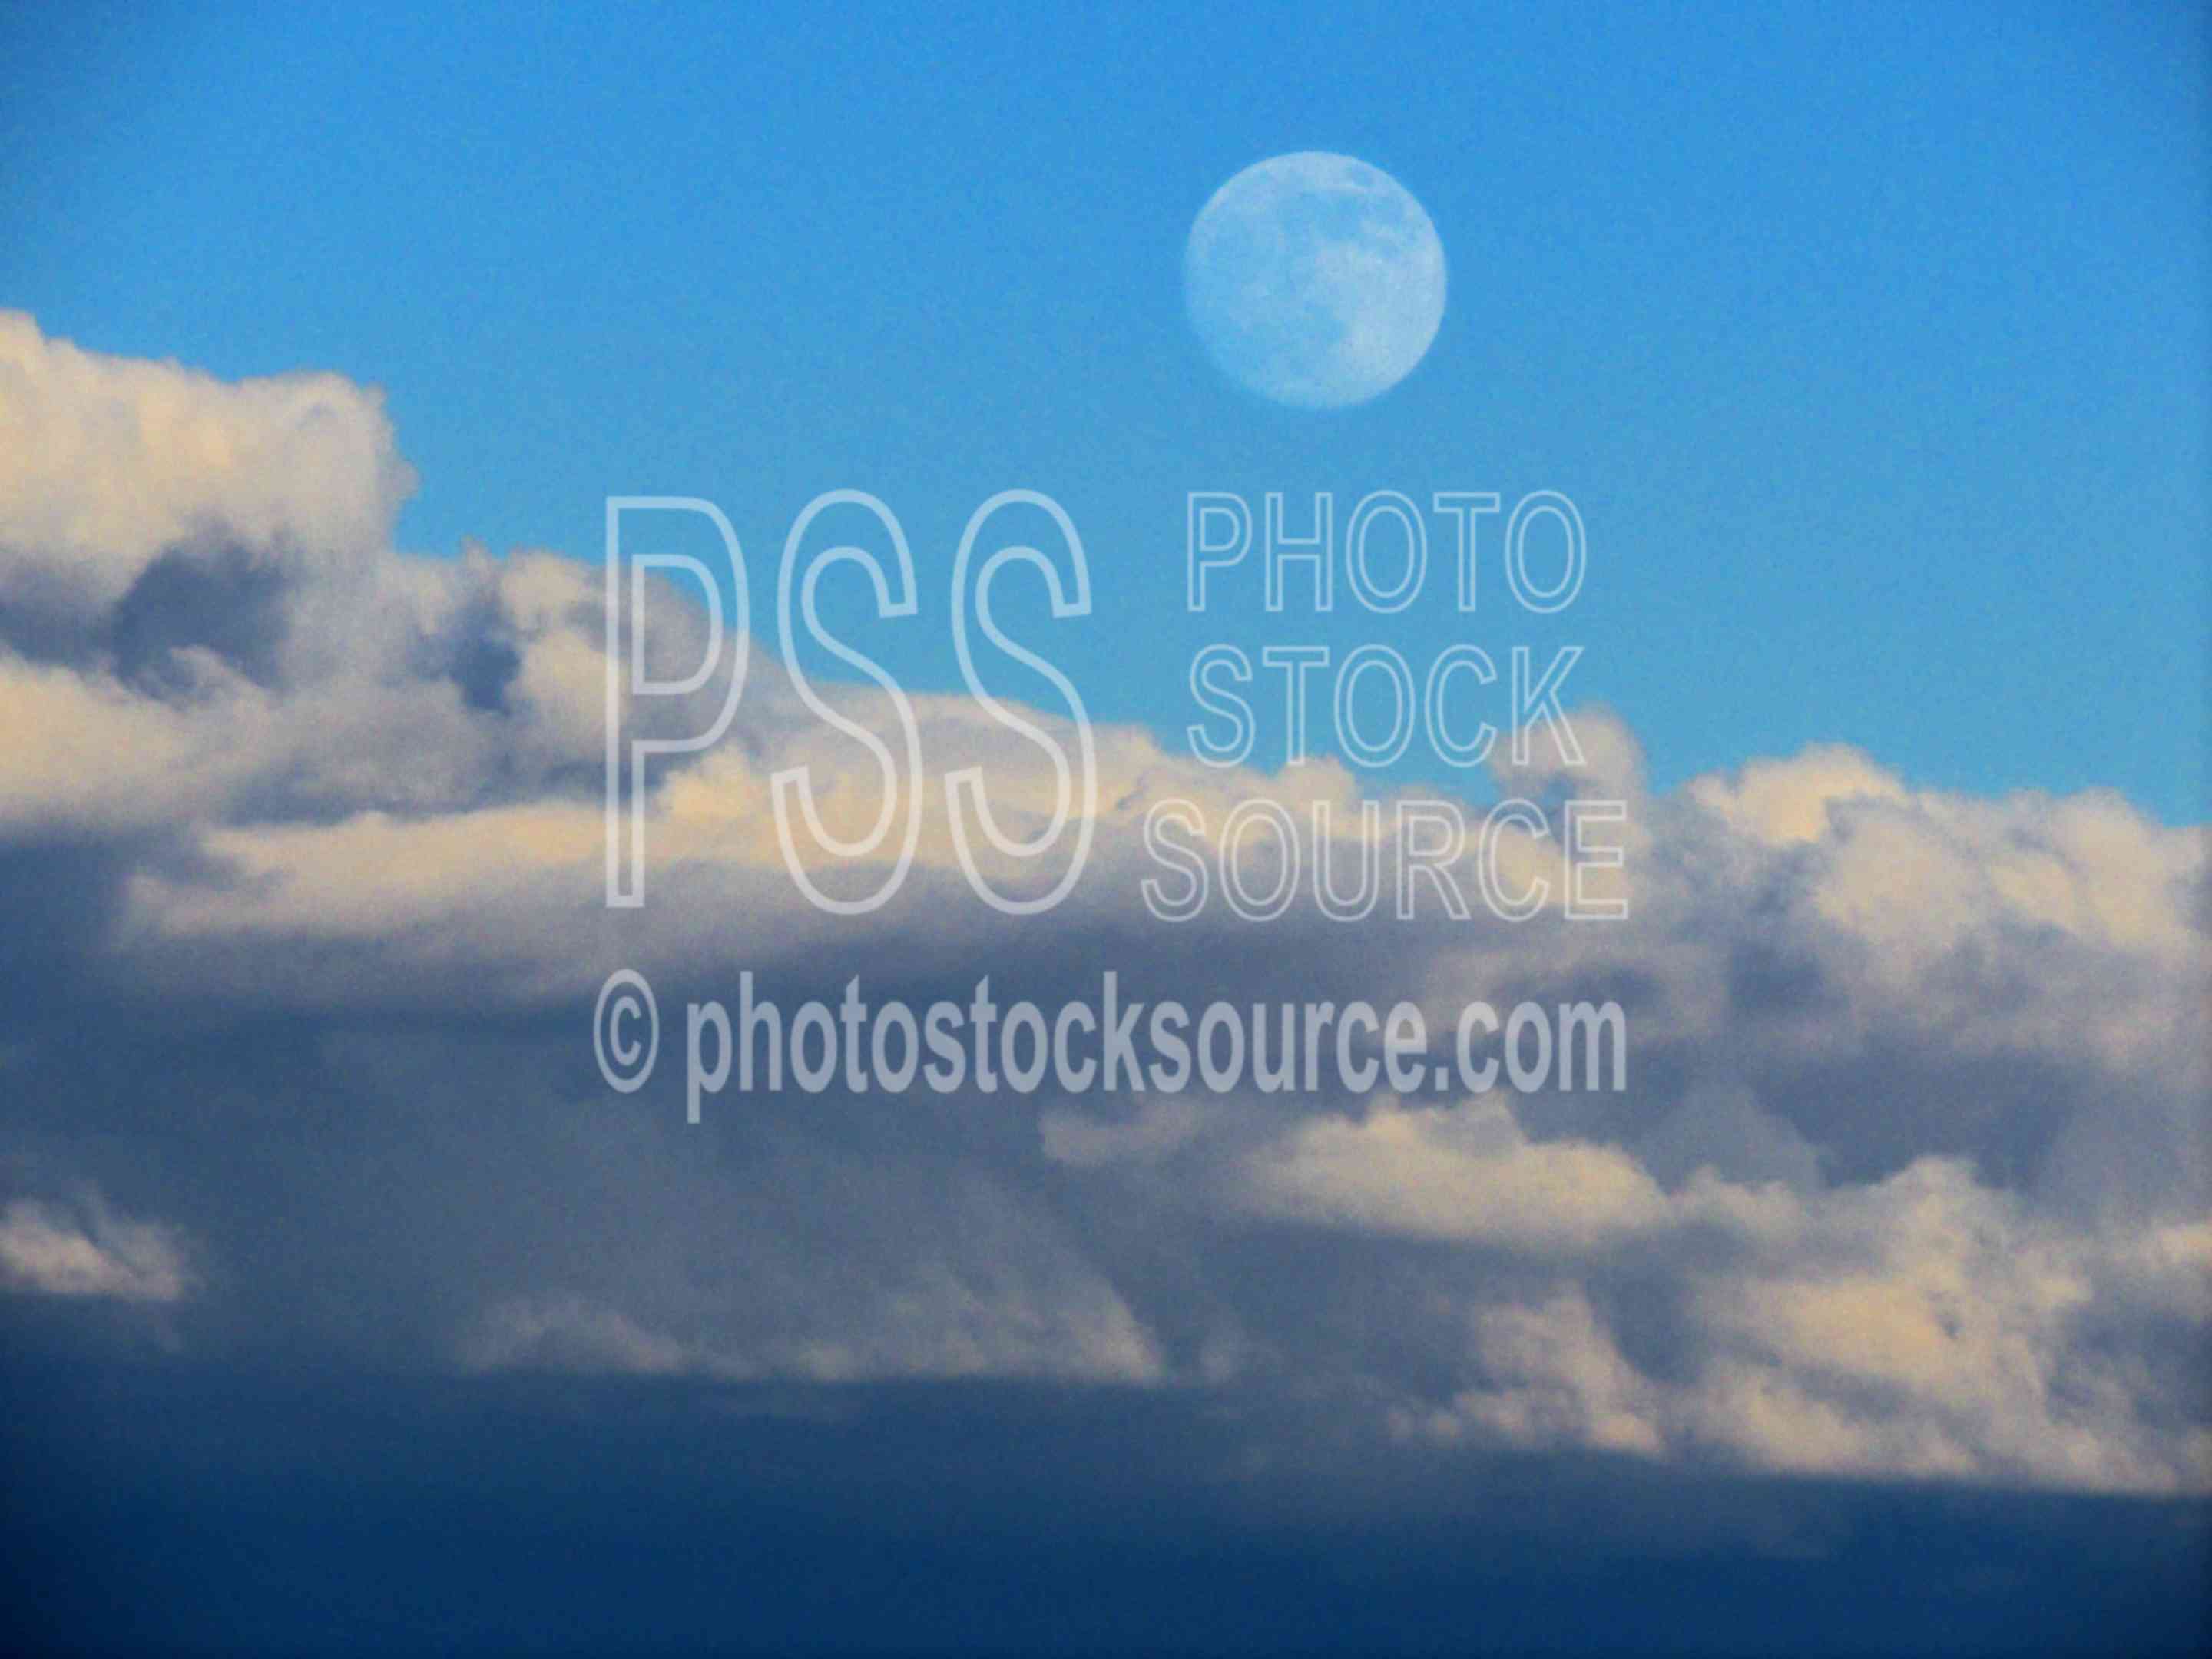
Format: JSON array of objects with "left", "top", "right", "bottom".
[
  {"left": 1373, "top": 1156, "right": 2211, "bottom": 1492},
  {"left": 1237, "top": 1098, "right": 1684, "bottom": 1251},
  {"left": 0, "top": 311, "right": 412, "bottom": 621},
  {"left": 0, "top": 1194, "right": 194, "bottom": 1303}
]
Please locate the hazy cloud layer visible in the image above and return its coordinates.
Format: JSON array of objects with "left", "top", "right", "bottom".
[{"left": 2, "top": 314, "right": 2205, "bottom": 1495}]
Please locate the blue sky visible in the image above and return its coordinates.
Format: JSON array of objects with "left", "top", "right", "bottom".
[{"left": 5, "top": 0, "right": 2206, "bottom": 816}]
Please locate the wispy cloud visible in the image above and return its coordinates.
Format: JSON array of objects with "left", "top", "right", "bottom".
[{"left": 0, "top": 1193, "right": 193, "bottom": 1303}]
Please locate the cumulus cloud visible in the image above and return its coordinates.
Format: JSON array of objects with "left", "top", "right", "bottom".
[
  {"left": 0, "top": 317, "right": 2204, "bottom": 1496},
  {"left": 0, "top": 312, "right": 411, "bottom": 636},
  {"left": 1365, "top": 1151, "right": 2212, "bottom": 1492}
]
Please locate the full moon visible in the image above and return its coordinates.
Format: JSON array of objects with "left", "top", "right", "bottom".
[{"left": 1184, "top": 152, "right": 1445, "bottom": 409}]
